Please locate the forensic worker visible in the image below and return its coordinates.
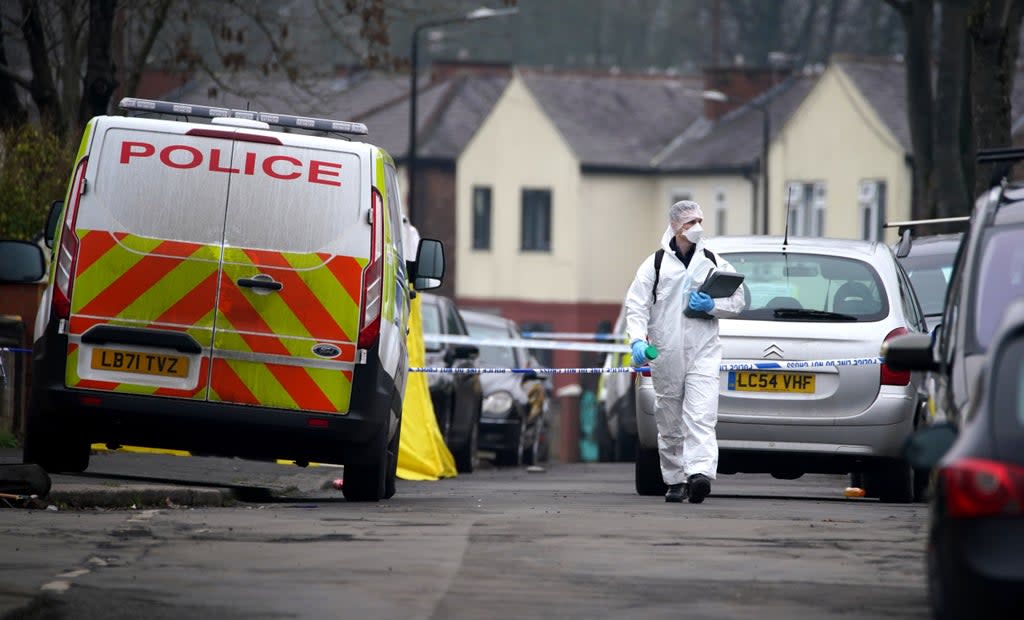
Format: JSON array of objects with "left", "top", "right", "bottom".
[{"left": 623, "top": 200, "right": 746, "bottom": 503}]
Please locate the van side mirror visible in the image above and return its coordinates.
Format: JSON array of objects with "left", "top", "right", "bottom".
[
  {"left": 44, "top": 200, "right": 63, "bottom": 248},
  {"left": 881, "top": 333, "right": 938, "bottom": 372},
  {"left": 0, "top": 240, "right": 46, "bottom": 283},
  {"left": 413, "top": 238, "right": 444, "bottom": 291}
]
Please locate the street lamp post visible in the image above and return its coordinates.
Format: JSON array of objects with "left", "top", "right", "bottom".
[
  {"left": 407, "top": 6, "right": 518, "bottom": 228},
  {"left": 702, "top": 90, "right": 771, "bottom": 235}
]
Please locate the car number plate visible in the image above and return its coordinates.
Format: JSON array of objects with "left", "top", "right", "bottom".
[
  {"left": 90, "top": 348, "right": 189, "bottom": 378},
  {"left": 727, "top": 371, "right": 815, "bottom": 393}
]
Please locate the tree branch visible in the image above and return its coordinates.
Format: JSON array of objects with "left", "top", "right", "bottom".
[
  {"left": 0, "top": 62, "right": 34, "bottom": 90},
  {"left": 883, "top": 0, "right": 911, "bottom": 16}
]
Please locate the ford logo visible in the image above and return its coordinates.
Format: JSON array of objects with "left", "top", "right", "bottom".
[{"left": 312, "top": 344, "right": 341, "bottom": 358}]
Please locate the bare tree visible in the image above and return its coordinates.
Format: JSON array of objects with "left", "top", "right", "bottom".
[{"left": 78, "top": 0, "right": 116, "bottom": 126}]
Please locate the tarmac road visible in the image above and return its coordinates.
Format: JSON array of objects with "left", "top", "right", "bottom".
[{"left": 0, "top": 451, "right": 929, "bottom": 620}]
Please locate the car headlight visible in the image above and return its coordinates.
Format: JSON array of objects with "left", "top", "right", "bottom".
[{"left": 482, "top": 391, "right": 515, "bottom": 416}]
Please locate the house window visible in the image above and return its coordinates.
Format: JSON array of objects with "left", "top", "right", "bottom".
[
  {"left": 521, "top": 188, "right": 551, "bottom": 252},
  {"left": 785, "top": 182, "right": 826, "bottom": 237},
  {"left": 714, "top": 189, "right": 727, "bottom": 235},
  {"left": 858, "top": 180, "right": 887, "bottom": 242},
  {"left": 670, "top": 188, "right": 692, "bottom": 205},
  {"left": 472, "top": 186, "right": 492, "bottom": 250}
]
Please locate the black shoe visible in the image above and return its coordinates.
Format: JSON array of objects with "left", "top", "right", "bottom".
[
  {"left": 687, "top": 474, "right": 711, "bottom": 504},
  {"left": 665, "top": 483, "right": 688, "bottom": 503}
]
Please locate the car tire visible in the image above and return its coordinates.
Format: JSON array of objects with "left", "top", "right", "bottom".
[
  {"left": 864, "top": 460, "right": 913, "bottom": 503},
  {"left": 635, "top": 446, "right": 667, "bottom": 496},
  {"left": 22, "top": 401, "right": 90, "bottom": 474},
  {"left": 495, "top": 415, "right": 525, "bottom": 467},
  {"left": 452, "top": 411, "right": 480, "bottom": 473}
]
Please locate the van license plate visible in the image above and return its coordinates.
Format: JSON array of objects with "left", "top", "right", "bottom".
[
  {"left": 727, "top": 371, "right": 815, "bottom": 393},
  {"left": 90, "top": 348, "right": 189, "bottom": 378}
]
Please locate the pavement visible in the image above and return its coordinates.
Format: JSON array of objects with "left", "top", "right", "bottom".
[{"left": 0, "top": 447, "right": 349, "bottom": 510}]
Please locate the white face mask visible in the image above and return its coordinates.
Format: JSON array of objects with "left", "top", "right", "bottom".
[{"left": 683, "top": 223, "right": 703, "bottom": 243}]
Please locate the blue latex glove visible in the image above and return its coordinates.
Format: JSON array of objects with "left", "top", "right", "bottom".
[
  {"left": 688, "top": 291, "right": 715, "bottom": 313},
  {"left": 630, "top": 339, "right": 649, "bottom": 367}
]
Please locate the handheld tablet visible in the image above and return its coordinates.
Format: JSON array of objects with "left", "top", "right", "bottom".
[{"left": 698, "top": 270, "right": 745, "bottom": 298}]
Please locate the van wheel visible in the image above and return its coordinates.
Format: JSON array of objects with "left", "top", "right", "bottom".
[
  {"left": 635, "top": 446, "right": 667, "bottom": 496},
  {"left": 383, "top": 420, "right": 402, "bottom": 500},
  {"left": 864, "top": 460, "right": 913, "bottom": 503},
  {"left": 343, "top": 431, "right": 388, "bottom": 502},
  {"left": 453, "top": 412, "right": 479, "bottom": 473},
  {"left": 22, "top": 403, "right": 90, "bottom": 473}
]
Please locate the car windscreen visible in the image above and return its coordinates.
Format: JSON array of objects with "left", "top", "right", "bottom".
[
  {"left": 992, "top": 335, "right": 1024, "bottom": 461},
  {"left": 420, "top": 301, "right": 442, "bottom": 351},
  {"left": 721, "top": 251, "right": 888, "bottom": 321},
  {"left": 899, "top": 252, "right": 955, "bottom": 316},
  {"left": 465, "top": 321, "right": 516, "bottom": 368},
  {"left": 970, "top": 225, "right": 1024, "bottom": 353}
]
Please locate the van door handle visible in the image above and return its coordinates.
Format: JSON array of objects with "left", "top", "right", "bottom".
[{"left": 237, "top": 275, "right": 283, "bottom": 291}]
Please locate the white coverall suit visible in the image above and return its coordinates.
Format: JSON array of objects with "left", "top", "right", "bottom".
[{"left": 624, "top": 226, "right": 746, "bottom": 485}]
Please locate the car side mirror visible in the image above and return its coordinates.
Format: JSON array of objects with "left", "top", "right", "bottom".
[
  {"left": 894, "top": 228, "right": 912, "bottom": 259},
  {"left": 44, "top": 200, "right": 63, "bottom": 248},
  {"left": 454, "top": 344, "right": 479, "bottom": 360},
  {"left": 412, "top": 238, "right": 444, "bottom": 291},
  {"left": 881, "top": 333, "right": 938, "bottom": 372},
  {"left": 903, "top": 422, "right": 958, "bottom": 470},
  {"left": 0, "top": 240, "right": 47, "bottom": 283}
]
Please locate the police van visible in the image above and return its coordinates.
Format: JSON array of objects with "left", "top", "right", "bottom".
[{"left": 23, "top": 98, "right": 444, "bottom": 501}]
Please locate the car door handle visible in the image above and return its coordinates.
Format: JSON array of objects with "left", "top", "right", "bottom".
[{"left": 237, "top": 276, "right": 283, "bottom": 291}]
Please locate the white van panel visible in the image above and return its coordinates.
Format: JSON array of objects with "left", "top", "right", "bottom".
[{"left": 223, "top": 143, "right": 364, "bottom": 254}]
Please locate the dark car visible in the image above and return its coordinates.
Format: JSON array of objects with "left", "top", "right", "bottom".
[
  {"left": 418, "top": 292, "right": 482, "bottom": 473},
  {"left": 895, "top": 232, "right": 963, "bottom": 332},
  {"left": 888, "top": 300, "right": 1024, "bottom": 619},
  {"left": 459, "top": 309, "right": 550, "bottom": 466}
]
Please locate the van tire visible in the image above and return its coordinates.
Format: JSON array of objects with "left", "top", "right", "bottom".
[
  {"left": 635, "top": 446, "right": 667, "bottom": 496},
  {"left": 343, "top": 430, "right": 388, "bottom": 502},
  {"left": 22, "top": 402, "right": 90, "bottom": 474},
  {"left": 383, "top": 420, "right": 402, "bottom": 500}
]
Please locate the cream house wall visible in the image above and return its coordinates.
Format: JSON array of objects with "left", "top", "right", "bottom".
[
  {"left": 654, "top": 175, "right": 756, "bottom": 239},
  {"left": 768, "top": 66, "right": 911, "bottom": 243},
  {"left": 457, "top": 74, "right": 582, "bottom": 302},
  {"left": 578, "top": 175, "right": 659, "bottom": 303}
]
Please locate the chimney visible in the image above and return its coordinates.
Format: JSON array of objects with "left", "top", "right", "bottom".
[{"left": 703, "top": 66, "right": 789, "bottom": 121}]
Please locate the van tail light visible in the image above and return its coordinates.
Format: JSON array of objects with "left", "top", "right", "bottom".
[
  {"left": 52, "top": 158, "right": 89, "bottom": 320},
  {"left": 941, "top": 458, "right": 1024, "bottom": 518},
  {"left": 880, "top": 327, "right": 911, "bottom": 385},
  {"left": 357, "top": 188, "right": 384, "bottom": 349}
]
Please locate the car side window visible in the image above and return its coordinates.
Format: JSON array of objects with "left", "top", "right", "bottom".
[
  {"left": 895, "top": 264, "right": 925, "bottom": 332},
  {"left": 446, "top": 304, "right": 466, "bottom": 336}
]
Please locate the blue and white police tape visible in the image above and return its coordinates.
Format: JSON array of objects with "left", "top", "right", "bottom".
[
  {"left": 0, "top": 347, "right": 32, "bottom": 354},
  {"left": 423, "top": 333, "right": 629, "bottom": 353},
  {"left": 411, "top": 356, "right": 884, "bottom": 374}
]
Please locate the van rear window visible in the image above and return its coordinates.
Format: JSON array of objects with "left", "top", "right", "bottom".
[{"left": 94, "top": 129, "right": 363, "bottom": 253}]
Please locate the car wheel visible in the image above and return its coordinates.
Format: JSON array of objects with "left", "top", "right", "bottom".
[
  {"left": 495, "top": 416, "right": 526, "bottom": 467},
  {"left": 864, "top": 460, "right": 913, "bottom": 503},
  {"left": 928, "top": 537, "right": 978, "bottom": 620},
  {"left": 635, "top": 445, "right": 667, "bottom": 496},
  {"left": 453, "top": 411, "right": 479, "bottom": 473},
  {"left": 523, "top": 420, "right": 543, "bottom": 466}
]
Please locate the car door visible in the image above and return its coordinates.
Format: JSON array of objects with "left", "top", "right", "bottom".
[
  {"left": 444, "top": 299, "right": 480, "bottom": 441},
  {"left": 208, "top": 134, "right": 366, "bottom": 414}
]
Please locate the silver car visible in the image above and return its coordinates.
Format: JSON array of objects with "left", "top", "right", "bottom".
[{"left": 635, "top": 236, "right": 928, "bottom": 503}]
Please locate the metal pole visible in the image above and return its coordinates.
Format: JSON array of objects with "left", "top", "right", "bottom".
[
  {"left": 759, "top": 103, "right": 770, "bottom": 235},
  {"left": 408, "top": 25, "right": 422, "bottom": 228}
]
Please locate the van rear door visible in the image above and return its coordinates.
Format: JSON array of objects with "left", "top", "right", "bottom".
[
  {"left": 209, "top": 137, "right": 366, "bottom": 414},
  {"left": 66, "top": 121, "right": 228, "bottom": 399}
]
